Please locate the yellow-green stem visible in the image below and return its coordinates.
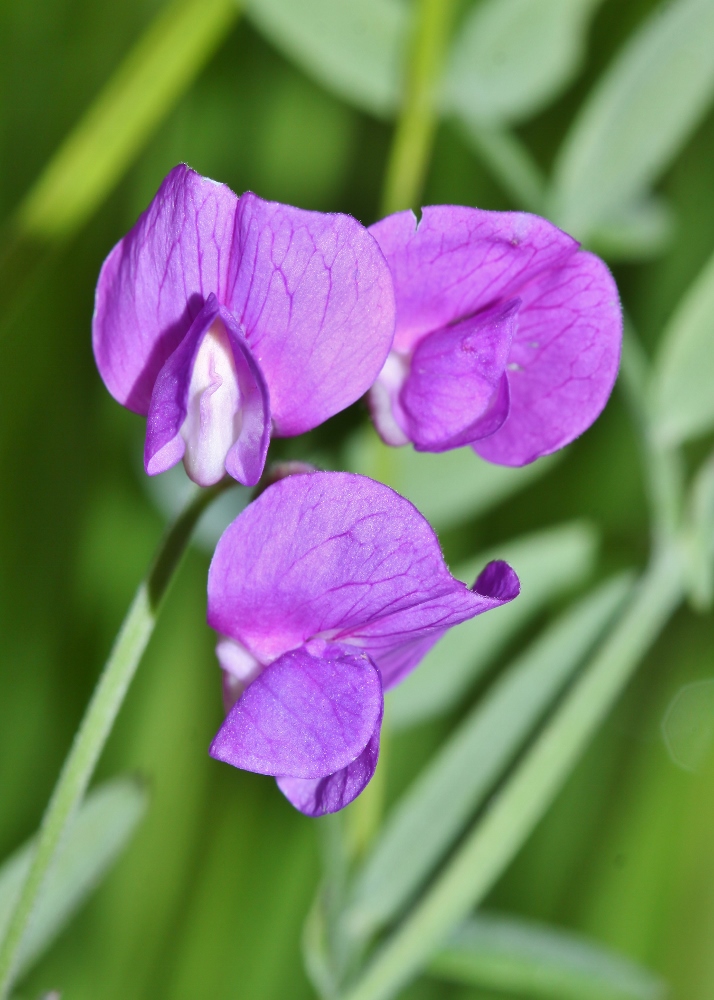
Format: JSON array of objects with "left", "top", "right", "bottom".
[{"left": 380, "top": 0, "right": 457, "bottom": 217}]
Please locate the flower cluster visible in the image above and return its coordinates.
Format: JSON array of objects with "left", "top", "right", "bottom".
[{"left": 94, "top": 165, "right": 622, "bottom": 814}]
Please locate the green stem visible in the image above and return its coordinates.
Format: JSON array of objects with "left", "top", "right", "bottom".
[
  {"left": 340, "top": 543, "right": 683, "bottom": 1000},
  {"left": 0, "top": 479, "right": 232, "bottom": 999},
  {"left": 619, "top": 322, "right": 684, "bottom": 548},
  {"left": 380, "top": 0, "right": 457, "bottom": 217}
]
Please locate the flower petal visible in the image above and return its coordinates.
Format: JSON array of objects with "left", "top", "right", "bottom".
[
  {"left": 369, "top": 206, "right": 576, "bottom": 354},
  {"left": 207, "top": 472, "right": 519, "bottom": 685},
  {"left": 400, "top": 300, "right": 518, "bottom": 451},
  {"left": 276, "top": 725, "right": 381, "bottom": 817},
  {"left": 474, "top": 250, "right": 622, "bottom": 466},
  {"left": 224, "top": 194, "right": 396, "bottom": 436},
  {"left": 93, "top": 164, "right": 238, "bottom": 414},
  {"left": 209, "top": 644, "right": 382, "bottom": 779},
  {"left": 144, "top": 296, "right": 271, "bottom": 486}
]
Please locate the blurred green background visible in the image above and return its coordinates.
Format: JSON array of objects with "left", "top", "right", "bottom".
[{"left": 2, "top": 0, "right": 714, "bottom": 997}]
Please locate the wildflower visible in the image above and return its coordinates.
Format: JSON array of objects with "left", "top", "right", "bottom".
[
  {"left": 93, "top": 165, "right": 395, "bottom": 486},
  {"left": 207, "top": 471, "right": 519, "bottom": 815},
  {"left": 368, "top": 206, "right": 622, "bottom": 465}
]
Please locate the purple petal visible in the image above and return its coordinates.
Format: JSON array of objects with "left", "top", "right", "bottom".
[
  {"left": 277, "top": 724, "right": 381, "bottom": 816},
  {"left": 207, "top": 472, "right": 519, "bottom": 687},
  {"left": 475, "top": 250, "right": 622, "bottom": 466},
  {"left": 144, "top": 296, "right": 270, "bottom": 486},
  {"left": 224, "top": 194, "right": 396, "bottom": 436},
  {"left": 93, "top": 165, "right": 238, "bottom": 414},
  {"left": 209, "top": 644, "right": 382, "bottom": 779},
  {"left": 369, "top": 206, "right": 576, "bottom": 354},
  {"left": 400, "top": 300, "right": 518, "bottom": 451}
]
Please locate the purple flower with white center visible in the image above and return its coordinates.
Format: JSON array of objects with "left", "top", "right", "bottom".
[
  {"left": 92, "top": 164, "right": 395, "bottom": 487},
  {"left": 207, "top": 470, "right": 519, "bottom": 815},
  {"left": 367, "top": 206, "right": 622, "bottom": 466}
]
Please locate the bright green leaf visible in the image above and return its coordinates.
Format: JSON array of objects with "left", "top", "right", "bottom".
[
  {"left": 346, "top": 576, "right": 629, "bottom": 940},
  {"left": 444, "top": 0, "right": 603, "bottom": 126},
  {"left": 388, "top": 523, "right": 597, "bottom": 728},
  {"left": 0, "top": 778, "right": 147, "bottom": 981},
  {"left": 651, "top": 248, "right": 714, "bottom": 446},
  {"left": 683, "top": 450, "right": 714, "bottom": 610},
  {"left": 551, "top": 0, "right": 714, "bottom": 240},
  {"left": 343, "top": 425, "right": 557, "bottom": 533},
  {"left": 430, "top": 913, "right": 665, "bottom": 1000},
  {"left": 245, "top": 0, "right": 410, "bottom": 118}
]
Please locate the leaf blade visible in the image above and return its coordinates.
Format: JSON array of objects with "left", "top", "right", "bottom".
[
  {"left": 388, "top": 523, "right": 598, "bottom": 728},
  {"left": 347, "top": 576, "right": 630, "bottom": 939},
  {"left": 551, "top": 0, "right": 714, "bottom": 240},
  {"left": 430, "top": 913, "right": 665, "bottom": 1000}
]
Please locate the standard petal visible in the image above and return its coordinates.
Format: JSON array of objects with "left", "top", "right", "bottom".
[
  {"left": 144, "top": 297, "right": 271, "bottom": 486},
  {"left": 474, "top": 250, "right": 622, "bottom": 466},
  {"left": 209, "top": 644, "right": 382, "bottom": 779},
  {"left": 277, "top": 724, "right": 381, "bottom": 817},
  {"left": 369, "top": 206, "right": 577, "bottom": 354},
  {"left": 400, "top": 300, "right": 518, "bottom": 451},
  {"left": 207, "top": 472, "right": 519, "bottom": 681},
  {"left": 224, "top": 194, "right": 396, "bottom": 436},
  {"left": 93, "top": 164, "right": 238, "bottom": 414}
]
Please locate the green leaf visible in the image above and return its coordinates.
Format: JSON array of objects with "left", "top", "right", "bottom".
[
  {"left": 551, "top": 0, "right": 714, "bottom": 240},
  {"left": 15, "top": 0, "right": 239, "bottom": 240},
  {"left": 651, "top": 248, "right": 714, "bottom": 446},
  {"left": 343, "top": 425, "right": 557, "bottom": 533},
  {"left": 430, "top": 913, "right": 665, "bottom": 1000},
  {"left": 346, "top": 576, "right": 630, "bottom": 940},
  {"left": 340, "top": 547, "right": 682, "bottom": 1000},
  {"left": 388, "top": 523, "right": 598, "bottom": 728},
  {"left": 444, "top": 0, "right": 603, "bottom": 126},
  {"left": 683, "top": 451, "right": 714, "bottom": 610},
  {"left": 245, "top": 0, "right": 410, "bottom": 118},
  {"left": 0, "top": 778, "right": 147, "bottom": 981},
  {"left": 588, "top": 196, "right": 675, "bottom": 263}
]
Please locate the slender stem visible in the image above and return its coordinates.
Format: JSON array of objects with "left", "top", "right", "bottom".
[
  {"left": 619, "top": 322, "right": 684, "bottom": 549},
  {"left": 340, "top": 544, "right": 683, "bottom": 1000},
  {"left": 380, "top": 0, "right": 457, "bottom": 217},
  {"left": 0, "top": 479, "right": 232, "bottom": 999}
]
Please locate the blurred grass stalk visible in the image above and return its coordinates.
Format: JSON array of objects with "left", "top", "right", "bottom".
[
  {"left": 0, "top": 481, "right": 232, "bottom": 1000},
  {"left": 379, "top": 0, "right": 457, "bottom": 216},
  {"left": 0, "top": 0, "right": 241, "bottom": 316}
]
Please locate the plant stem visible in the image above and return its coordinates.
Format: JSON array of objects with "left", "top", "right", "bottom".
[
  {"left": 619, "top": 322, "right": 684, "bottom": 549},
  {"left": 0, "top": 479, "right": 232, "bottom": 999},
  {"left": 340, "top": 543, "right": 683, "bottom": 1000},
  {"left": 380, "top": 0, "right": 457, "bottom": 217}
]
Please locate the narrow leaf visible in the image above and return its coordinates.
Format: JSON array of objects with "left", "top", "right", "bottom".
[
  {"left": 683, "top": 451, "right": 714, "bottom": 610},
  {"left": 588, "top": 196, "right": 674, "bottom": 263},
  {"left": 651, "top": 248, "right": 714, "bottom": 446},
  {"left": 245, "top": 0, "right": 409, "bottom": 118},
  {"left": 430, "top": 913, "right": 665, "bottom": 1000},
  {"left": 551, "top": 0, "right": 714, "bottom": 239},
  {"left": 343, "top": 425, "right": 556, "bottom": 533},
  {"left": 347, "top": 576, "right": 630, "bottom": 940},
  {"left": 444, "top": 0, "right": 602, "bottom": 126},
  {"left": 341, "top": 547, "right": 682, "bottom": 1000},
  {"left": 15, "top": 0, "right": 238, "bottom": 240},
  {"left": 388, "top": 523, "right": 597, "bottom": 728},
  {"left": 0, "top": 778, "right": 147, "bottom": 980}
]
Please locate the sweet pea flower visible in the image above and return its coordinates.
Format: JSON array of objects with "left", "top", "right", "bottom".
[
  {"left": 92, "top": 165, "right": 395, "bottom": 487},
  {"left": 367, "top": 206, "right": 622, "bottom": 465},
  {"left": 207, "top": 470, "right": 519, "bottom": 815}
]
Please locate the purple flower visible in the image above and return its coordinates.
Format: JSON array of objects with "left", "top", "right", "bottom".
[
  {"left": 207, "top": 470, "right": 519, "bottom": 815},
  {"left": 367, "top": 206, "right": 622, "bottom": 465},
  {"left": 93, "top": 165, "right": 395, "bottom": 487}
]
